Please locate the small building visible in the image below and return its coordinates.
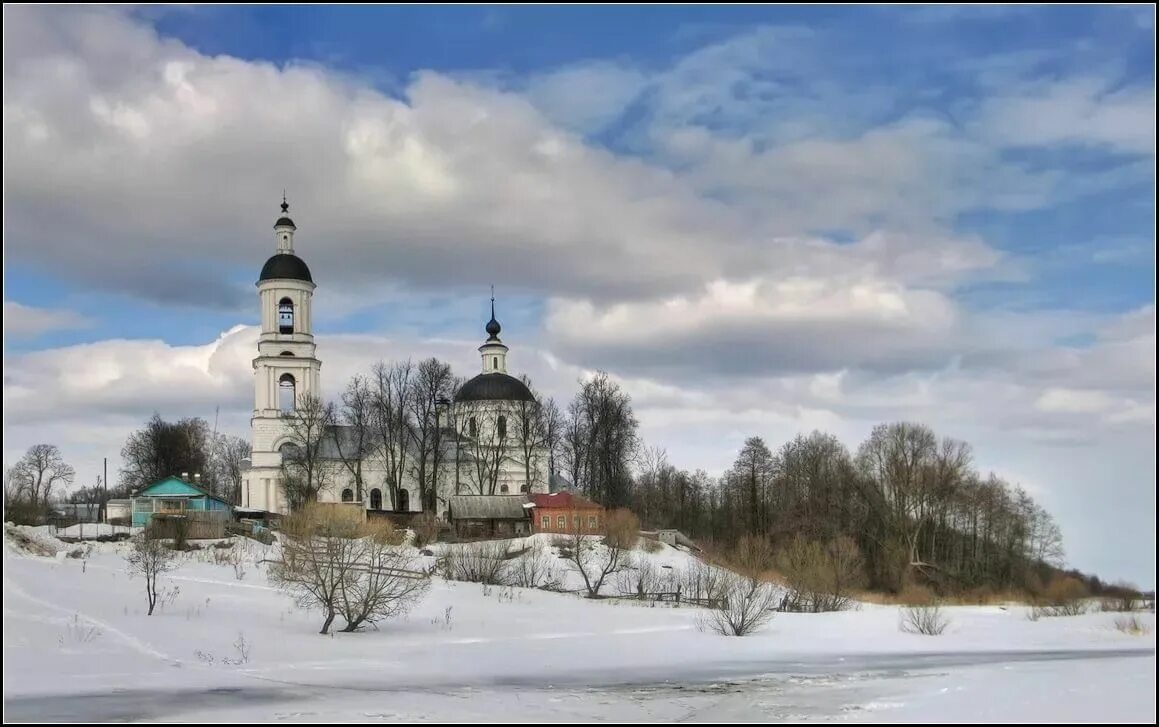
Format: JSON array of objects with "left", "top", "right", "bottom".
[
  {"left": 447, "top": 495, "right": 531, "bottom": 539},
  {"left": 528, "top": 492, "right": 605, "bottom": 535},
  {"left": 131, "top": 476, "right": 232, "bottom": 528},
  {"left": 105, "top": 499, "right": 131, "bottom": 524}
]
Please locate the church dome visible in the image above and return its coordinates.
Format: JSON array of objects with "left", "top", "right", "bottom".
[
  {"left": 259, "top": 253, "right": 313, "bottom": 283},
  {"left": 274, "top": 216, "right": 296, "bottom": 229},
  {"left": 454, "top": 373, "right": 535, "bottom": 403}
]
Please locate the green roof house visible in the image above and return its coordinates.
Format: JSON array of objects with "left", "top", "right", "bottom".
[{"left": 131, "top": 476, "right": 233, "bottom": 528}]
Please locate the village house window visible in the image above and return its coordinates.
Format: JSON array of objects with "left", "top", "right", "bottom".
[
  {"left": 588, "top": 515, "right": 597, "bottom": 530},
  {"left": 541, "top": 516, "right": 549, "bottom": 529},
  {"left": 572, "top": 515, "right": 580, "bottom": 529},
  {"left": 159, "top": 499, "right": 185, "bottom": 512},
  {"left": 556, "top": 515, "right": 565, "bottom": 529}
]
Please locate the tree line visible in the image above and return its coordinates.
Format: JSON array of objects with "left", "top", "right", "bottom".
[{"left": 4, "top": 360, "right": 1130, "bottom": 598}]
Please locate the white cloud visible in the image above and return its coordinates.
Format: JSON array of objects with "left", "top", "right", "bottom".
[{"left": 3, "top": 301, "right": 91, "bottom": 338}]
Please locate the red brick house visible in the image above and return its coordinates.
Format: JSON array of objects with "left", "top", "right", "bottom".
[{"left": 528, "top": 492, "right": 605, "bottom": 535}]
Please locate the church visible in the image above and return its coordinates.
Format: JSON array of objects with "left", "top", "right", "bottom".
[{"left": 240, "top": 200, "right": 551, "bottom": 518}]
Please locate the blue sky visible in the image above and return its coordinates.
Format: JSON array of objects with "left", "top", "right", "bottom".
[{"left": 3, "top": 5, "right": 1155, "bottom": 585}]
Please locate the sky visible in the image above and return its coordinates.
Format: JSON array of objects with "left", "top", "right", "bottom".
[{"left": 2, "top": 5, "right": 1155, "bottom": 586}]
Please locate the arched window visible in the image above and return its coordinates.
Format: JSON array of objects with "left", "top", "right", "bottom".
[
  {"left": 520, "top": 484, "right": 529, "bottom": 493},
  {"left": 369, "top": 488, "right": 382, "bottom": 510},
  {"left": 279, "top": 442, "right": 300, "bottom": 464},
  {"left": 397, "top": 489, "right": 409, "bottom": 512},
  {"left": 492, "top": 356, "right": 498, "bottom": 370},
  {"left": 279, "top": 351, "right": 294, "bottom": 357},
  {"left": 469, "top": 417, "right": 477, "bottom": 437},
  {"left": 500, "top": 484, "right": 509, "bottom": 494},
  {"left": 341, "top": 488, "right": 354, "bottom": 503},
  {"left": 497, "top": 415, "right": 507, "bottom": 439},
  {"left": 278, "top": 373, "right": 296, "bottom": 413},
  {"left": 278, "top": 298, "right": 294, "bottom": 334}
]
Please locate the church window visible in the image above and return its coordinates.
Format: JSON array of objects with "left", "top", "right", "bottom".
[
  {"left": 520, "top": 484, "right": 529, "bottom": 493},
  {"left": 341, "top": 488, "right": 354, "bottom": 503},
  {"left": 500, "top": 484, "right": 508, "bottom": 494},
  {"left": 370, "top": 488, "right": 382, "bottom": 510},
  {"left": 497, "top": 416, "right": 507, "bottom": 439},
  {"left": 280, "top": 351, "right": 294, "bottom": 357},
  {"left": 278, "top": 298, "right": 294, "bottom": 334},
  {"left": 469, "top": 417, "right": 477, "bottom": 437},
  {"left": 278, "top": 373, "right": 296, "bottom": 413},
  {"left": 397, "top": 489, "right": 410, "bottom": 511},
  {"left": 492, "top": 356, "right": 498, "bottom": 370}
]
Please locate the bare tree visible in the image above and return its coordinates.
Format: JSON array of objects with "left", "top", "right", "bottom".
[
  {"left": 125, "top": 532, "right": 177, "bottom": 616},
  {"left": 702, "top": 535, "right": 780, "bottom": 636},
  {"left": 407, "top": 358, "right": 456, "bottom": 511},
  {"left": 333, "top": 375, "right": 375, "bottom": 503},
  {"left": 6, "top": 444, "right": 76, "bottom": 516},
  {"left": 371, "top": 361, "right": 416, "bottom": 510},
  {"left": 271, "top": 506, "right": 430, "bottom": 634},
  {"left": 209, "top": 434, "right": 251, "bottom": 504},
  {"left": 280, "top": 393, "right": 338, "bottom": 511},
  {"left": 563, "top": 372, "right": 639, "bottom": 506},
  {"left": 119, "top": 414, "right": 211, "bottom": 494},
  {"left": 458, "top": 402, "right": 509, "bottom": 495},
  {"left": 512, "top": 375, "right": 548, "bottom": 492},
  {"left": 563, "top": 507, "right": 639, "bottom": 598}
]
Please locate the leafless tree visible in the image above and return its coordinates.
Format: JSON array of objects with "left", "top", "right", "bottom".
[
  {"left": 125, "top": 532, "right": 177, "bottom": 616},
  {"left": 371, "top": 360, "right": 416, "bottom": 510},
  {"left": 336, "top": 526, "right": 431, "bottom": 632},
  {"left": 280, "top": 393, "right": 338, "bottom": 511},
  {"left": 457, "top": 402, "right": 509, "bottom": 495},
  {"left": 6, "top": 444, "right": 76, "bottom": 516},
  {"left": 563, "top": 372, "right": 639, "bottom": 506},
  {"left": 563, "top": 507, "right": 639, "bottom": 598},
  {"left": 209, "top": 434, "right": 251, "bottom": 504},
  {"left": 407, "top": 358, "right": 456, "bottom": 511},
  {"left": 270, "top": 505, "right": 365, "bottom": 634},
  {"left": 702, "top": 536, "right": 780, "bottom": 636},
  {"left": 119, "top": 414, "right": 211, "bottom": 494},
  {"left": 512, "top": 375, "right": 548, "bottom": 491},
  {"left": 333, "top": 375, "right": 375, "bottom": 503}
]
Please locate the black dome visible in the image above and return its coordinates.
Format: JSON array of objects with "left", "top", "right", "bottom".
[
  {"left": 454, "top": 373, "right": 535, "bottom": 403},
  {"left": 485, "top": 316, "right": 501, "bottom": 338},
  {"left": 259, "top": 253, "right": 313, "bottom": 283},
  {"left": 274, "top": 216, "right": 296, "bottom": 229}
]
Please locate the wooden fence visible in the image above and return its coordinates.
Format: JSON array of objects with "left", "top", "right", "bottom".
[{"left": 148, "top": 511, "right": 229, "bottom": 540}]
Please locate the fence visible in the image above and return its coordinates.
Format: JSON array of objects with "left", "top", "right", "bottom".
[
  {"left": 47, "top": 520, "right": 136, "bottom": 541},
  {"left": 147, "top": 511, "right": 230, "bottom": 540}
]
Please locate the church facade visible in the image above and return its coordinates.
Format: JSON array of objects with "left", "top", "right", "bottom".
[{"left": 240, "top": 202, "right": 550, "bottom": 518}]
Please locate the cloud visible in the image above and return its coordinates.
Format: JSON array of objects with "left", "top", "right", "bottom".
[{"left": 3, "top": 301, "right": 91, "bottom": 338}]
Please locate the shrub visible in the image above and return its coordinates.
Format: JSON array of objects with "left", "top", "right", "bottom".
[
  {"left": 900, "top": 603, "right": 949, "bottom": 635},
  {"left": 1100, "top": 595, "right": 1143, "bottom": 613},
  {"left": 1113, "top": 615, "right": 1152, "bottom": 636},
  {"left": 411, "top": 512, "right": 440, "bottom": 548},
  {"left": 776, "top": 535, "right": 863, "bottom": 613},
  {"left": 1032, "top": 576, "right": 1089, "bottom": 617},
  {"left": 616, "top": 556, "right": 670, "bottom": 599},
  {"left": 641, "top": 537, "right": 663, "bottom": 554},
  {"left": 125, "top": 532, "right": 178, "bottom": 615},
  {"left": 440, "top": 541, "right": 511, "bottom": 585},
  {"left": 510, "top": 541, "right": 559, "bottom": 589}
]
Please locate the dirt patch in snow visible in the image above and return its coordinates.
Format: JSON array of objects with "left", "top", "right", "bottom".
[{"left": 4, "top": 524, "right": 67, "bottom": 557}]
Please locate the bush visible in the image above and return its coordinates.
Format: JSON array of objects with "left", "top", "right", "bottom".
[
  {"left": 411, "top": 512, "right": 440, "bottom": 548},
  {"left": 698, "top": 536, "right": 780, "bottom": 636},
  {"left": 776, "top": 535, "right": 863, "bottom": 613},
  {"left": 641, "top": 537, "right": 663, "bottom": 554},
  {"left": 1100, "top": 595, "right": 1143, "bottom": 613},
  {"left": 616, "top": 556, "right": 671, "bottom": 599},
  {"left": 1113, "top": 615, "right": 1152, "bottom": 636},
  {"left": 900, "top": 603, "right": 949, "bottom": 635},
  {"left": 269, "top": 504, "right": 430, "bottom": 634},
  {"left": 440, "top": 541, "right": 511, "bottom": 585},
  {"left": 510, "top": 541, "right": 559, "bottom": 590},
  {"left": 1032, "top": 576, "right": 1089, "bottom": 617}
]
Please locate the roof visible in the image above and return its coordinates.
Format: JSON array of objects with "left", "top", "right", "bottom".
[
  {"left": 259, "top": 253, "right": 313, "bottom": 283},
  {"left": 448, "top": 495, "right": 531, "bottom": 520},
  {"left": 134, "top": 476, "right": 233, "bottom": 507},
  {"left": 274, "top": 216, "right": 296, "bottom": 229},
  {"left": 528, "top": 491, "right": 602, "bottom": 510},
  {"left": 454, "top": 373, "right": 535, "bottom": 403}
]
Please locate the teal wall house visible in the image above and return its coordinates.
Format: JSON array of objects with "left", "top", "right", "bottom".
[{"left": 131, "top": 476, "right": 233, "bottom": 527}]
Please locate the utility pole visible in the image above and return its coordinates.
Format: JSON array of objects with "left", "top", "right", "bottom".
[{"left": 102, "top": 457, "right": 108, "bottom": 523}]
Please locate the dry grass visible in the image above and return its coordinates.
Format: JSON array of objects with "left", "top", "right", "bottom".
[
  {"left": 1113, "top": 615, "right": 1152, "bottom": 636},
  {"left": 640, "top": 537, "right": 664, "bottom": 554}
]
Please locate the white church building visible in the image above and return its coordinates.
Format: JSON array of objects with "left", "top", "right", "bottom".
[{"left": 240, "top": 200, "right": 550, "bottom": 518}]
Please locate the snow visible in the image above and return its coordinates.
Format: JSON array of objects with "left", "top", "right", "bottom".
[{"left": 3, "top": 529, "right": 1154, "bottom": 722}]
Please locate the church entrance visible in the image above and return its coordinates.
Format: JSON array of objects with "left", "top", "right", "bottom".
[
  {"left": 397, "top": 489, "right": 409, "bottom": 512},
  {"left": 369, "top": 488, "right": 382, "bottom": 510}
]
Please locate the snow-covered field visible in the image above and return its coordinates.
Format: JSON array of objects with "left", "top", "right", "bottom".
[{"left": 3, "top": 526, "right": 1154, "bottom": 722}]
